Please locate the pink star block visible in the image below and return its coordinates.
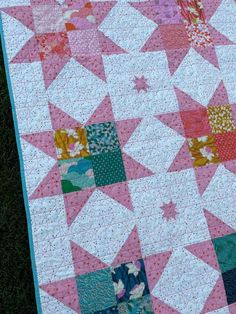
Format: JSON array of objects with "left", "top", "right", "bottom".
[
  {"left": 133, "top": 75, "right": 150, "bottom": 93},
  {"left": 22, "top": 95, "right": 154, "bottom": 225},
  {"left": 2, "top": 0, "right": 126, "bottom": 87},
  {"left": 156, "top": 81, "right": 236, "bottom": 195},
  {"left": 160, "top": 201, "right": 178, "bottom": 220},
  {"left": 130, "top": 0, "right": 233, "bottom": 74}
]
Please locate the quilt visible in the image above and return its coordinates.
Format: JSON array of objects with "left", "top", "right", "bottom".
[{"left": 1, "top": 0, "right": 236, "bottom": 313}]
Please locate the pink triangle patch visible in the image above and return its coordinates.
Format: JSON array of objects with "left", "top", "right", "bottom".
[
  {"left": 194, "top": 164, "right": 218, "bottom": 195},
  {"left": 116, "top": 118, "right": 142, "bottom": 148},
  {"left": 75, "top": 54, "right": 106, "bottom": 81},
  {"left": 86, "top": 95, "right": 114, "bottom": 125},
  {"left": 11, "top": 36, "right": 40, "bottom": 63},
  {"left": 141, "top": 28, "right": 164, "bottom": 52},
  {"left": 92, "top": 1, "right": 116, "bottom": 26},
  {"left": 42, "top": 55, "right": 70, "bottom": 89},
  {"left": 156, "top": 111, "right": 185, "bottom": 136},
  {"left": 166, "top": 48, "right": 189, "bottom": 75},
  {"left": 174, "top": 87, "right": 204, "bottom": 111},
  {"left": 71, "top": 241, "right": 108, "bottom": 275},
  {"left": 22, "top": 131, "right": 57, "bottom": 159},
  {"left": 208, "top": 81, "right": 230, "bottom": 106},
  {"left": 63, "top": 189, "right": 95, "bottom": 226},
  {"left": 168, "top": 141, "right": 193, "bottom": 172},
  {"left": 208, "top": 25, "right": 235, "bottom": 46},
  {"left": 204, "top": 209, "right": 236, "bottom": 239},
  {"left": 98, "top": 181, "right": 133, "bottom": 210},
  {"left": 2, "top": 6, "right": 35, "bottom": 32},
  {"left": 186, "top": 240, "right": 220, "bottom": 271},
  {"left": 48, "top": 103, "right": 81, "bottom": 130},
  {"left": 200, "top": 275, "right": 228, "bottom": 314},
  {"left": 151, "top": 295, "right": 180, "bottom": 314},
  {"left": 194, "top": 45, "right": 219, "bottom": 69},
  {"left": 129, "top": 2, "right": 158, "bottom": 24},
  {"left": 201, "top": 0, "right": 222, "bottom": 20},
  {"left": 98, "top": 32, "right": 126, "bottom": 55},
  {"left": 29, "top": 163, "right": 62, "bottom": 200},
  {"left": 40, "top": 277, "right": 80, "bottom": 313},
  {"left": 144, "top": 251, "right": 172, "bottom": 291},
  {"left": 111, "top": 227, "right": 142, "bottom": 266},
  {"left": 122, "top": 153, "right": 154, "bottom": 181},
  {"left": 224, "top": 160, "right": 236, "bottom": 175}
]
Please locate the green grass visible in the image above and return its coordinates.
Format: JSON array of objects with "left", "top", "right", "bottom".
[{"left": 0, "top": 46, "right": 37, "bottom": 313}]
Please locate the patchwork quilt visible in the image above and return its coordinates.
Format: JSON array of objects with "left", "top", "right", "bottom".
[{"left": 1, "top": 0, "right": 236, "bottom": 313}]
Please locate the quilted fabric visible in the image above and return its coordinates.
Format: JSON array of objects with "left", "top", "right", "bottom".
[{"left": 1, "top": 0, "right": 236, "bottom": 313}]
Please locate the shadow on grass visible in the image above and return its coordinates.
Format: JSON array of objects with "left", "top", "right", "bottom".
[{"left": 0, "top": 46, "right": 37, "bottom": 313}]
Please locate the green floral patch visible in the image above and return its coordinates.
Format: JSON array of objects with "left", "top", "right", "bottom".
[
  {"left": 58, "top": 157, "right": 95, "bottom": 193},
  {"left": 118, "top": 295, "right": 154, "bottom": 314},
  {"left": 86, "top": 122, "right": 120, "bottom": 155},
  {"left": 76, "top": 268, "right": 117, "bottom": 314},
  {"left": 212, "top": 233, "right": 236, "bottom": 273},
  {"left": 92, "top": 150, "right": 126, "bottom": 187}
]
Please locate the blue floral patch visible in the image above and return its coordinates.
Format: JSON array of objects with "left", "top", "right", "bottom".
[
  {"left": 111, "top": 259, "right": 150, "bottom": 303},
  {"left": 86, "top": 122, "right": 120, "bottom": 155}
]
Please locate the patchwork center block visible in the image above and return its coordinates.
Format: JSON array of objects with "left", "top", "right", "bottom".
[{"left": 54, "top": 122, "right": 126, "bottom": 193}]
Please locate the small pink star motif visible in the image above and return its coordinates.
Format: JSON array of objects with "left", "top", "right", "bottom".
[
  {"left": 161, "top": 201, "right": 178, "bottom": 221},
  {"left": 133, "top": 76, "right": 150, "bottom": 93}
]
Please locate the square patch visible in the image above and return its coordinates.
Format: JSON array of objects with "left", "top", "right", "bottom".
[
  {"left": 86, "top": 122, "right": 120, "bottom": 155},
  {"left": 63, "top": 2, "right": 96, "bottom": 31},
  {"left": 215, "top": 131, "right": 236, "bottom": 162},
  {"left": 92, "top": 150, "right": 126, "bottom": 187},
  {"left": 212, "top": 233, "right": 236, "bottom": 273},
  {"left": 32, "top": 5, "right": 65, "bottom": 34},
  {"left": 54, "top": 127, "right": 90, "bottom": 160},
  {"left": 181, "top": 108, "right": 211, "bottom": 138},
  {"left": 185, "top": 22, "right": 212, "bottom": 48},
  {"left": 111, "top": 259, "right": 150, "bottom": 303},
  {"left": 154, "top": 0, "right": 182, "bottom": 25},
  {"left": 118, "top": 295, "right": 154, "bottom": 313},
  {"left": 76, "top": 268, "right": 117, "bottom": 313},
  {"left": 36, "top": 32, "right": 71, "bottom": 61},
  {"left": 177, "top": 0, "right": 206, "bottom": 25},
  {"left": 187, "top": 135, "right": 220, "bottom": 167},
  {"left": 68, "top": 29, "right": 101, "bottom": 56},
  {"left": 222, "top": 268, "right": 236, "bottom": 305},
  {"left": 58, "top": 157, "right": 95, "bottom": 193},
  {"left": 207, "top": 105, "right": 236, "bottom": 134},
  {"left": 160, "top": 24, "right": 189, "bottom": 49}
]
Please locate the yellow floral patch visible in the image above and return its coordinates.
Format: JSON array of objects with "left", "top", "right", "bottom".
[
  {"left": 188, "top": 135, "right": 220, "bottom": 167},
  {"left": 207, "top": 105, "right": 236, "bottom": 134},
  {"left": 54, "top": 127, "right": 90, "bottom": 160}
]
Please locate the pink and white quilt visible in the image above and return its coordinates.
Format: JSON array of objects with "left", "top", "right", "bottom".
[{"left": 1, "top": 0, "right": 236, "bottom": 313}]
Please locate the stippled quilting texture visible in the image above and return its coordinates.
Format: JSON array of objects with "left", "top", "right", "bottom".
[{"left": 0, "top": 0, "right": 236, "bottom": 313}]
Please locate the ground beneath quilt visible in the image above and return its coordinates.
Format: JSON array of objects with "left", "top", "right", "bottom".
[{"left": 1, "top": 0, "right": 236, "bottom": 313}]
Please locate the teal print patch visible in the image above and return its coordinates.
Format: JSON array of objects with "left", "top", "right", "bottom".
[
  {"left": 76, "top": 268, "right": 117, "bottom": 314},
  {"left": 58, "top": 157, "right": 95, "bottom": 193},
  {"left": 92, "top": 150, "right": 126, "bottom": 187},
  {"left": 86, "top": 122, "right": 120, "bottom": 155}
]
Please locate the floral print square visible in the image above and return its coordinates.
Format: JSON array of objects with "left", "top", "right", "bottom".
[
  {"left": 185, "top": 22, "right": 212, "bottom": 47},
  {"left": 76, "top": 268, "right": 117, "bottom": 314},
  {"left": 63, "top": 1, "right": 96, "bottom": 31},
  {"left": 207, "top": 105, "right": 236, "bottom": 134},
  {"left": 58, "top": 157, "right": 95, "bottom": 193},
  {"left": 187, "top": 135, "right": 220, "bottom": 167},
  {"left": 92, "top": 150, "right": 126, "bottom": 187},
  {"left": 36, "top": 32, "right": 71, "bottom": 61},
  {"left": 111, "top": 259, "right": 150, "bottom": 303},
  {"left": 177, "top": 0, "right": 206, "bottom": 25},
  {"left": 86, "top": 122, "right": 120, "bottom": 155},
  {"left": 118, "top": 295, "right": 154, "bottom": 314},
  {"left": 54, "top": 127, "right": 90, "bottom": 160}
]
